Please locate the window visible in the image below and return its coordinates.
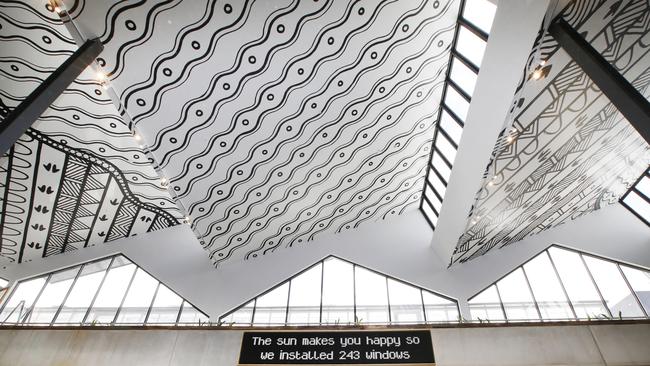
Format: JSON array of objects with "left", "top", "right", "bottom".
[
  {"left": 468, "top": 245, "right": 650, "bottom": 321},
  {"left": 620, "top": 167, "right": 650, "bottom": 226},
  {"left": 0, "top": 254, "right": 208, "bottom": 325},
  {"left": 220, "top": 256, "right": 458, "bottom": 326},
  {"left": 0, "top": 278, "right": 9, "bottom": 308},
  {"left": 421, "top": 0, "right": 496, "bottom": 228}
]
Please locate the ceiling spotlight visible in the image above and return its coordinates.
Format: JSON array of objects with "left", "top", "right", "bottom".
[
  {"left": 96, "top": 72, "right": 107, "bottom": 83},
  {"left": 133, "top": 133, "right": 142, "bottom": 141},
  {"left": 160, "top": 177, "right": 168, "bottom": 186},
  {"left": 532, "top": 69, "right": 543, "bottom": 80},
  {"left": 540, "top": 60, "right": 547, "bottom": 66},
  {"left": 54, "top": 6, "right": 61, "bottom": 13}
]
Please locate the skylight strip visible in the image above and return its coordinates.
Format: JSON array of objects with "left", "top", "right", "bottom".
[
  {"left": 620, "top": 167, "right": 650, "bottom": 227},
  {"left": 420, "top": 0, "right": 495, "bottom": 229}
]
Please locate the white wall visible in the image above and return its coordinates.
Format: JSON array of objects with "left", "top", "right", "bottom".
[{"left": 1, "top": 323, "right": 649, "bottom": 366}]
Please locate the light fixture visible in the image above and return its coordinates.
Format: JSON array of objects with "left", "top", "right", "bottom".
[
  {"left": 160, "top": 177, "right": 168, "bottom": 186},
  {"left": 133, "top": 133, "right": 142, "bottom": 141}
]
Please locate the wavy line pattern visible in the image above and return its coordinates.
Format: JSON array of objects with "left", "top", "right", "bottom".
[
  {"left": 452, "top": 0, "right": 650, "bottom": 265},
  {"left": 62, "top": 0, "right": 460, "bottom": 266},
  {"left": 0, "top": 0, "right": 181, "bottom": 265}
]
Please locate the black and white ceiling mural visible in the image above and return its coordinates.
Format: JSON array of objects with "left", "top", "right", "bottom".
[
  {"left": 451, "top": 0, "right": 650, "bottom": 264},
  {"left": 57, "top": 0, "right": 460, "bottom": 266},
  {"left": 0, "top": 1, "right": 181, "bottom": 265}
]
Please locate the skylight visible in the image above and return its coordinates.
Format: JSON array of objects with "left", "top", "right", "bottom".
[
  {"left": 421, "top": 0, "right": 497, "bottom": 229},
  {"left": 220, "top": 256, "right": 459, "bottom": 326},
  {"left": 620, "top": 167, "right": 650, "bottom": 226},
  {"left": 468, "top": 245, "right": 650, "bottom": 322},
  {"left": 0, "top": 254, "right": 208, "bottom": 326}
]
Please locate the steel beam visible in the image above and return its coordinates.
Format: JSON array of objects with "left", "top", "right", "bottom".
[
  {"left": 0, "top": 38, "right": 103, "bottom": 154},
  {"left": 549, "top": 18, "right": 650, "bottom": 144}
]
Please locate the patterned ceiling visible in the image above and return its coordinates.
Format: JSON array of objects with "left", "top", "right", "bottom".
[
  {"left": 55, "top": 0, "right": 460, "bottom": 266},
  {"left": 451, "top": 0, "right": 650, "bottom": 264},
  {"left": 0, "top": 1, "right": 181, "bottom": 266}
]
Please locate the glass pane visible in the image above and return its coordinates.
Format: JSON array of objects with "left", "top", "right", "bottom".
[
  {"left": 524, "top": 253, "right": 574, "bottom": 320},
  {"left": 147, "top": 285, "right": 183, "bottom": 324},
  {"left": 423, "top": 291, "right": 458, "bottom": 322},
  {"left": 449, "top": 58, "right": 478, "bottom": 96},
  {"left": 463, "top": 0, "right": 497, "bottom": 34},
  {"left": 222, "top": 300, "right": 255, "bottom": 326},
  {"left": 29, "top": 267, "right": 79, "bottom": 324},
  {"left": 0, "top": 277, "right": 47, "bottom": 323},
  {"left": 623, "top": 191, "right": 650, "bottom": 222},
  {"left": 439, "top": 111, "right": 463, "bottom": 144},
  {"left": 56, "top": 259, "right": 111, "bottom": 324},
  {"left": 637, "top": 176, "right": 650, "bottom": 197},
  {"left": 321, "top": 258, "right": 354, "bottom": 324},
  {"left": 444, "top": 84, "right": 470, "bottom": 120},
  {"left": 435, "top": 133, "right": 457, "bottom": 164},
  {"left": 431, "top": 152, "right": 451, "bottom": 181},
  {"left": 355, "top": 267, "right": 389, "bottom": 323},
  {"left": 427, "top": 170, "right": 446, "bottom": 197},
  {"left": 85, "top": 256, "right": 137, "bottom": 324},
  {"left": 178, "top": 302, "right": 208, "bottom": 324},
  {"left": 287, "top": 264, "right": 322, "bottom": 325},
  {"left": 115, "top": 269, "right": 159, "bottom": 324},
  {"left": 497, "top": 268, "right": 539, "bottom": 321},
  {"left": 583, "top": 256, "right": 644, "bottom": 318},
  {"left": 455, "top": 26, "right": 487, "bottom": 68},
  {"left": 253, "top": 283, "right": 289, "bottom": 326},
  {"left": 549, "top": 247, "right": 609, "bottom": 319},
  {"left": 469, "top": 285, "right": 505, "bottom": 321},
  {"left": 425, "top": 185, "right": 442, "bottom": 213},
  {"left": 387, "top": 279, "right": 424, "bottom": 323},
  {"left": 422, "top": 200, "right": 439, "bottom": 227},
  {"left": 621, "top": 265, "right": 650, "bottom": 315}
]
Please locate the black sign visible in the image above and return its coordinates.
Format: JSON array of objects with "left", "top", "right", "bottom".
[{"left": 239, "top": 330, "right": 435, "bottom": 365}]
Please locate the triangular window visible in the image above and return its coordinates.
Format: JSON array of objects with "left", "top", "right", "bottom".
[
  {"left": 0, "top": 254, "right": 208, "bottom": 325},
  {"left": 469, "top": 245, "right": 650, "bottom": 322},
  {"left": 220, "top": 256, "right": 458, "bottom": 326}
]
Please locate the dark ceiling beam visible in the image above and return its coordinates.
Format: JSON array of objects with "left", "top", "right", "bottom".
[
  {"left": 0, "top": 38, "right": 103, "bottom": 154},
  {"left": 549, "top": 18, "right": 650, "bottom": 144}
]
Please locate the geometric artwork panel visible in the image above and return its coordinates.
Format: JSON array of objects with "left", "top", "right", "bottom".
[
  {"left": 62, "top": 0, "right": 461, "bottom": 266},
  {"left": 0, "top": 1, "right": 181, "bottom": 265},
  {"left": 452, "top": 0, "right": 650, "bottom": 264}
]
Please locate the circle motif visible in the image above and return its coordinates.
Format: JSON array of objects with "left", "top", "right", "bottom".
[{"left": 125, "top": 20, "right": 136, "bottom": 31}]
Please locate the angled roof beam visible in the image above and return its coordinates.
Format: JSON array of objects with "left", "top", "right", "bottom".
[
  {"left": 430, "top": 0, "right": 550, "bottom": 262},
  {"left": 0, "top": 38, "right": 103, "bottom": 154},
  {"left": 549, "top": 18, "right": 650, "bottom": 144}
]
